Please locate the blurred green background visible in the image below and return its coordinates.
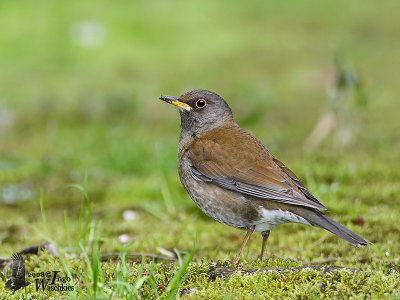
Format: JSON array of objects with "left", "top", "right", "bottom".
[
  {"left": 1, "top": 0, "right": 399, "bottom": 273},
  {"left": 1, "top": 0, "right": 400, "bottom": 298}
]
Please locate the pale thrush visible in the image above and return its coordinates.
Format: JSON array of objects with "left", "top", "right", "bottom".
[{"left": 160, "top": 89, "right": 367, "bottom": 267}]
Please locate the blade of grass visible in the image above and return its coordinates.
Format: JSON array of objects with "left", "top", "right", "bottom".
[
  {"left": 159, "top": 248, "right": 194, "bottom": 299},
  {"left": 64, "top": 210, "right": 71, "bottom": 247},
  {"left": 148, "top": 260, "right": 160, "bottom": 298},
  {"left": 91, "top": 236, "right": 100, "bottom": 297},
  {"left": 159, "top": 177, "right": 175, "bottom": 215},
  {"left": 79, "top": 202, "right": 93, "bottom": 243},
  {"left": 39, "top": 189, "right": 49, "bottom": 234}
]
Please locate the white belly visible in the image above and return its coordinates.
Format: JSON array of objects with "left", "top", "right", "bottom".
[{"left": 254, "top": 208, "right": 311, "bottom": 232}]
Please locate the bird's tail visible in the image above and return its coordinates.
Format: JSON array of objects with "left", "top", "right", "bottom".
[{"left": 305, "top": 210, "right": 367, "bottom": 247}]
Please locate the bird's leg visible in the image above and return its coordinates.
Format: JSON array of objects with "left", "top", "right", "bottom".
[
  {"left": 260, "top": 230, "right": 270, "bottom": 262},
  {"left": 232, "top": 226, "right": 255, "bottom": 268}
]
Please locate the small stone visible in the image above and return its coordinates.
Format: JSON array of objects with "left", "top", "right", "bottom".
[
  {"left": 354, "top": 216, "right": 365, "bottom": 226},
  {"left": 157, "top": 247, "right": 175, "bottom": 258},
  {"left": 180, "top": 287, "right": 197, "bottom": 295},
  {"left": 122, "top": 210, "right": 138, "bottom": 221},
  {"left": 118, "top": 234, "right": 130, "bottom": 244}
]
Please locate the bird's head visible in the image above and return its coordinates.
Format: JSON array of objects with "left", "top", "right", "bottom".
[{"left": 160, "top": 89, "right": 234, "bottom": 134}]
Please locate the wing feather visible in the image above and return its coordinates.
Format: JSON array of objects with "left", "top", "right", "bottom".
[
  {"left": 11, "top": 253, "right": 25, "bottom": 281},
  {"left": 186, "top": 126, "right": 327, "bottom": 211}
]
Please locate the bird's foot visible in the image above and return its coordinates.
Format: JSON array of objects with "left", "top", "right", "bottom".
[{"left": 232, "top": 258, "right": 241, "bottom": 268}]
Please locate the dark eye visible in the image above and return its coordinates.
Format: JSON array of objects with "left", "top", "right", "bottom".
[{"left": 195, "top": 99, "right": 207, "bottom": 109}]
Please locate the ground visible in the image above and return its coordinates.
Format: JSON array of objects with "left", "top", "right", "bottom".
[{"left": 0, "top": 0, "right": 399, "bottom": 299}]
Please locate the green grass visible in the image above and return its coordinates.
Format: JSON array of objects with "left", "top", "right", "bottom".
[{"left": 1, "top": 0, "right": 400, "bottom": 298}]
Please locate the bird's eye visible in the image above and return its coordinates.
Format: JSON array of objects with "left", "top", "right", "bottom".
[{"left": 195, "top": 99, "right": 207, "bottom": 109}]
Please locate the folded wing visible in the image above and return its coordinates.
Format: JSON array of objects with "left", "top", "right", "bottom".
[{"left": 187, "top": 127, "right": 327, "bottom": 211}]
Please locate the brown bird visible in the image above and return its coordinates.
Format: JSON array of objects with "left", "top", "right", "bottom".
[{"left": 160, "top": 89, "right": 367, "bottom": 267}]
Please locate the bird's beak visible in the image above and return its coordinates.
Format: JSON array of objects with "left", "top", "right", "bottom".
[{"left": 159, "top": 95, "right": 192, "bottom": 111}]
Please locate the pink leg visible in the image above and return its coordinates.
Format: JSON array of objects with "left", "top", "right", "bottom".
[
  {"left": 232, "top": 226, "right": 255, "bottom": 267},
  {"left": 260, "top": 230, "right": 270, "bottom": 261}
]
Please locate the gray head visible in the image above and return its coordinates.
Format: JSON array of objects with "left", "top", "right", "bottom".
[{"left": 160, "top": 89, "right": 234, "bottom": 135}]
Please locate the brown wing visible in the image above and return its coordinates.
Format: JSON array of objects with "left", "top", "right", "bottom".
[
  {"left": 272, "top": 157, "right": 326, "bottom": 209},
  {"left": 186, "top": 125, "right": 327, "bottom": 211},
  {"left": 11, "top": 253, "right": 26, "bottom": 281}
]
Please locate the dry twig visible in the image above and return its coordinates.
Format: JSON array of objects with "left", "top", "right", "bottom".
[{"left": 208, "top": 265, "right": 364, "bottom": 281}]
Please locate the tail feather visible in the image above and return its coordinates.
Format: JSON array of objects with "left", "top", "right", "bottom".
[{"left": 305, "top": 210, "right": 367, "bottom": 247}]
